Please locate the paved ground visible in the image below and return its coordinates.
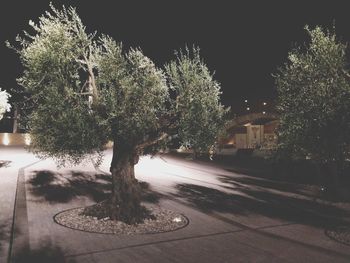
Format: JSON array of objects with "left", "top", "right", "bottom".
[
  {"left": 0, "top": 147, "right": 39, "bottom": 263},
  {"left": 1, "top": 147, "right": 350, "bottom": 262}
]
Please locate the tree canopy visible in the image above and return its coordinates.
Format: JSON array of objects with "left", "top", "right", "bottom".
[
  {"left": 10, "top": 4, "right": 227, "bottom": 164},
  {"left": 275, "top": 26, "right": 350, "bottom": 167},
  {"left": 166, "top": 48, "right": 227, "bottom": 153}
]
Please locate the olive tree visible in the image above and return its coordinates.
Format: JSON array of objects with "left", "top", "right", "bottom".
[
  {"left": 166, "top": 48, "right": 227, "bottom": 156},
  {"left": 275, "top": 26, "right": 350, "bottom": 194},
  {"left": 9, "top": 5, "right": 227, "bottom": 223}
]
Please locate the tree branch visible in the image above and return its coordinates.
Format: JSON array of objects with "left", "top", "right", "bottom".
[
  {"left": 136, "top": 133, "right": 168, "bottom": 151},
  {"left": 73, "top": 92, "right": 93, "bottom": 96},
  {"left": 343, "top": 69, "right": 350, "bottom": 80},
  {"left": 83, "top": 50, "right": 99, "bottom": 104}
]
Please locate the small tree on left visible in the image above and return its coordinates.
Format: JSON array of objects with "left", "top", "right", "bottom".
[{"left": 0, "top": 88, "right": 11, "bottom": 120}]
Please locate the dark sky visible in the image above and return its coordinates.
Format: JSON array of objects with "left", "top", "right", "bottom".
[{"left": 1, "top": 0, "right": 350, "bottom": 110}]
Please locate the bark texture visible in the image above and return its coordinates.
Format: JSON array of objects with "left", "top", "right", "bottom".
[
  {"left": 109, "top": 142, "right": 144, "bottom": 224},
  {"left": 83, "top": 142, "right": 149, "bottom": 224}
]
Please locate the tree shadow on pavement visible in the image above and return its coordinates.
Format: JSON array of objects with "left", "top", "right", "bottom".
[
  {"left": 219, "top": 175, "right": 318, "bottom": 199},
  {"left": 28, "top": 170, "right": 112, "bottom": 203},
  {"left": 0, "top": 221, "right": 9, "bottom": 253},
  {"left": 139, "top": 181, "right": 164, "bottom": 204},
  {"left": 173, "top": 183, "right": 350, "bottom": 228},
  {"left": 13, "top": 241, "right": 76, "bottom": 263},
  {"left": 0, "top": 160, "right": 11, "bottom": 168},
  {"left": 28, "top": 170, "right": 163, "bottom": 204}
]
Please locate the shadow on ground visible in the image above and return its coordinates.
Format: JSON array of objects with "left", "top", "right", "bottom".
[
  {"left": 219, "top": 175, "right": 318, "bottom": 199},
  {"left": 13, "top": 241, "right": 76, "bottom": 263},
  {"left": 28, "top": 170, "right": 110, "bottom": 203},
  {"left": 139, "top": 181, "right": 164, "bottom": 204},
  {"left": 173, "top": 181, "right": 350, "bottom": 228},
  {"left": 0, "top": 160, "right": 11, "bottom": 168},
  {"left": 28, "top": 170, "right": 162, "bottom": 204},
  {"left": 0, "top": 221, "right": 9, "bottom": 252}
]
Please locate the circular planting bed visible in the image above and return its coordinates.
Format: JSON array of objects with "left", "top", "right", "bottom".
[
  {"left": 325, "top": 225, "right": 350, "bottom": 246},
  {"left": 54, "top": 205, "right": 189, "bottom": 235}
]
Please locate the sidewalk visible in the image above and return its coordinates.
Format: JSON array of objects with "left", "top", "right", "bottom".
[{"left": 0, "top": 147, "right": 39, "bottom": 263}]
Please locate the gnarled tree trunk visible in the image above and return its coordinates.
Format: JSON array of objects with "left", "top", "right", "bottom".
[{"left": 109, "top": 141, "right": 144, "bottom": 224}]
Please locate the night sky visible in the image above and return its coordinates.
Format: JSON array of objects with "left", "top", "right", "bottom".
[{"left": 1, "top": 0, "right": 350, "bottom": 112}]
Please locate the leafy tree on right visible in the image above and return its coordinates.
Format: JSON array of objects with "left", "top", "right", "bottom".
[{"left": 275, "top": 26, "right": 350, "bottom": 196}]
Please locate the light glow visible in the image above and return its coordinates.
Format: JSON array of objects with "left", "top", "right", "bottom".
[
  {"left": 3, "top": 133, "right": 10, "bottom": 146},
  {"left": 173, "top": 217, "right": 182, "bottom": 223}
]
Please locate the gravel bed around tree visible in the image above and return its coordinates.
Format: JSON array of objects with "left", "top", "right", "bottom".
[
  {"left": 325, "top": 225, "right": 350, "bottom": 246},
  {"left": 54, "top": 205, "right": 189, "bottom": 235}
]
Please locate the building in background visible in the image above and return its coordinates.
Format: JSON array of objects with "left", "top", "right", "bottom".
[{"left": 220, "top": 98, "right": 279, "bottom": 150}]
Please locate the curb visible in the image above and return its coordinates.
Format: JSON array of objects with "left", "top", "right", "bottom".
[{"left": 7, "top": 161, "right": 41, "bottom": 263}]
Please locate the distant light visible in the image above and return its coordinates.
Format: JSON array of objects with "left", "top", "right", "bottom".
[
  {"left": 244, "top": 100, "right": 248, "bottom": 103},
  {"left": 262, "top": 111, "right": 266, "bottom": 114},
  {"left": 3, "top": 133, "right": 10, "bottom": 146},
  {"left": 246, "top": 107, "right": 250, "bottom": 111},
  {"left": 244, "top": 123, "right": 252, "bottom": 127},
  {"left": 263, "top": 102, "right": 267, "bottom": 106}
]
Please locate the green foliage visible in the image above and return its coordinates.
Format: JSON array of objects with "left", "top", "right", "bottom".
[
  {"left": 166, "top": 47, "right": 228, "bottom": 153},
  {"left": 29, "top": 89, "right": 108, "bottom": 165},
  {"left": 10, "top": 5, "right": 89, "bottom": 97},
  {"left": 97, "top": 37, "right": 169, "bottom": 148},
  {"left": 10, "top": 5, "right": 227, "bottom": 164},
  {"left": 8, "top": 5, "right": 109, "bottom": 163},
  {"left": 275, "top": 26, "right": 350, "bottom": 164}
]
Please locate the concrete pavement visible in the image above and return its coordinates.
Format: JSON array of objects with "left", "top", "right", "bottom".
[
  {"left": 1, "top": 147, "right": 350, "bottom": 262},
  {"left": 0, "top": 147, "right": 39, "bottom": 263}
]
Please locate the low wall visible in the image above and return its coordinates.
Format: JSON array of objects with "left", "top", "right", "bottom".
[
  {"left": 0, "top": 133, "right": 31, "bottom": 146},
  {"left": 0, "top": 133, "right": 114, "bottom": 148}
]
